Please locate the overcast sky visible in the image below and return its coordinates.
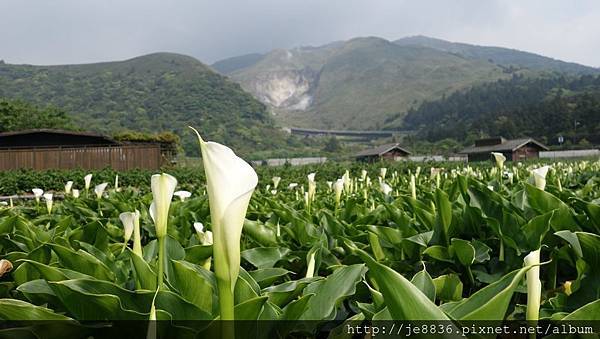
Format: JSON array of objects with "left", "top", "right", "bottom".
[{"left": 1, "top": 0, "right": 599, "bottom": 67}]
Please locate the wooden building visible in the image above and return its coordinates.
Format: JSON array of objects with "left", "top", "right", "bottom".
[
  {"left": 355, "top": 143, "right": 411, "bottom": 162},
  {"left": 460, "top": 137, "right": 549, "bottom": 162},
  {"left": 0, "top": 129, "right": 172, "bottom": 170}
]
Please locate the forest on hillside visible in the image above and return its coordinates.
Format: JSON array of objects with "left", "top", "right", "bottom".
[{"left": 403, "top": 74, "right": 600, "bottom": 146}]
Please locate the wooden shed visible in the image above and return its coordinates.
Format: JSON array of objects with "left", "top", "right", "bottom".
[
  {"left": 460, "top": 137, "right": 549, "bottom": 162},
  {"left": 355, "top": 143, "right": 411, "bottom": 162},
  {"left": 0, "top": 129, "right": 170, "bottom": 170}
]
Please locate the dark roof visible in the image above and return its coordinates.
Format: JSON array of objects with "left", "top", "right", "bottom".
[
  {"left": 355, "top": 143, "right": 411, "bottom": 157},
  {"left": 0, "top": 129, "right": 118, "bottom": 148},
  {"left": 460, "top": 138, "right": 549, "bottom": 154}
]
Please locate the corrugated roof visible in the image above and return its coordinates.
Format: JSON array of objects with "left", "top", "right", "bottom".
[
  {"left": 355, "top": 143, "right": 411, "bottom": 157},
  {"left": 460, "top": 138, "right": 549, "bottom": 154}
]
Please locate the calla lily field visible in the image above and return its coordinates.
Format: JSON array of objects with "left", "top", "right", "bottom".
[{"left": 0, "top": 135, "right": 599, "bottom": 336}]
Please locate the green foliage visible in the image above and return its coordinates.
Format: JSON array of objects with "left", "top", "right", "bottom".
[{"left": 0, "top": 99, "right": 73, "bottom": 132}]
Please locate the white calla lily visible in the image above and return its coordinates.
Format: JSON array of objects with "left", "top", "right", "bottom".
[
  {"left": 94, "top": 183, "right": 109, "bottom": 199},
  {"left": 84, "top": 174, "right": 93, "bottom": 191},
  {"left": 410, "top": 175, "right": 416, "bottom": 199},
  {"left": 333, "top": 178, "right": 344, "bottom": 206},
  {"left": 119, "top": 212, "right": 136, "bottom": 244},
  {"left": 32, "top": 188, "right": 43, "bottom": 203},
  {"left": 114, "top": 175, "right": 120, "bottom": 192},
  {"left": 72, "top": 189, "right": 80, "bottom": 199},
  {"left": 491, "top": 152, "right": 506, "bottom": 169},
  {"left": 361, "top": 169, "right": 368, "bottom": 181},
  {"left": 150, "top": 173, "right": 177, "bottom": 288},
  {"left": 380, "top": 182, "right": 392, "bottom": 196},
  {"left": 380, "top": 167, "right": 387, "bottom": 179},
  {"left": 272, "top": 176, "right": 281, "bottom": 189},
  {"left": 43, "top": 193, "right": 53, "bottom": 214},
  {"left": 190, "top": 126, "right": 258, "bottom": 321},
  {"left": 64, "top": 181, "right": 73, "bottom": 195},
  {"left": 288, "top": 183, "right": 298, "bottom": 189},
  {"left": 174, "top": 190, "right": 192, "bottom": 201},
  {"left": 532, "top": 166, "right": 550, "bottom": 191}
]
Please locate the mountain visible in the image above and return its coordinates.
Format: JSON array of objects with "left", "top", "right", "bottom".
[
  {"left": 0, "top": 52, "right": 293, "bottom": 156},
  {"left": 213, "top": 36, "right": 599, "bottom": 130},
  {"left": 403, "top": 74, "right": 600, "bottom": 145},
  {"left": 394, "top": 35, "right": 598, "bottom": 75}
]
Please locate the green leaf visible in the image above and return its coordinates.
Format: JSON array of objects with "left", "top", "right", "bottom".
[
  {"left": 241, "top": 247, "right": 290, "bottom": 269},
  {"left": 411, "top": 267, "right": 436, "bottom": 302},
  {"left": 48, "top": 244, "right": 114, "bottom": 281},
  {"left": 443, "top": 266, "right": 533, "bottom": 320},
  {"left": 450, "top": 238, "right": 475, "bottom": 267},
  {"left": 354, "top": 248, "right": 450, "bottom": 320},
  {"left": 168, "top": 260, "right": 215, "bottom": 316},
  {"left": 563, "top": 299, "right": 600, "bottom": 320},
  {"left": 0, "top": 299, "right": 73, "bottom": 320},
  {"left": 128, "top": 249, "right": 157, "bottom": 290},
  {"left": 433, "top": 274, "right": 463, "bottom": 302}
]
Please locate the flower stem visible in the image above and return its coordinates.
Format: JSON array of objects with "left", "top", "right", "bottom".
[
  {"left": 157, "top": 236, "right": 165, "bottom": 289},
  {"left": 218, "top": 279, "right": 235, "bottom": 320}
]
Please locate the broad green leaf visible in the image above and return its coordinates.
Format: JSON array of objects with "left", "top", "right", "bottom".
[
  {"left": 241, "top": 247, "right": 290, "bottom": 269},
  {"left": 433, "top": 274, "right": 463, "bottom": 302},
  {"left": 0, "top": 299, "right": 73, "bottom": 320},
  {"left": 411, "top": 267, "right": 436, "bottom": 302}
]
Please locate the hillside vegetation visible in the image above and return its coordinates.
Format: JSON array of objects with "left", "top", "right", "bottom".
[
  {"left": 0, "top": 53, "right": 296, "bottom": 156},
  {"left": 403, "top": 74, "right": 600, "bottom": 145}
]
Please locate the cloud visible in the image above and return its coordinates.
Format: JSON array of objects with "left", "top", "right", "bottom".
[{"left": 1, "top": 0, "right": 598, "bottom": 67}]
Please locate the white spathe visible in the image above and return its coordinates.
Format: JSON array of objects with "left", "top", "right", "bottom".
[
  {"left": 380, "top": 168, "right": 387, "bottom": 179},
  {"left": 532, "top": 166, "right": 551, "bottom": 191},
  {"left": 32, "top": 188, "right": 44, "bottom": 203},
  {"left": 491, "top": 152, "right": 506, "bottom": 169},
  {"left": 380, "top": 182, "right": 392, "bottom": 196},
  {"left": 43, "top": 193, "right": 53, "bottom": 214},
  {"left": 65, "top": 181, "right": 73, "bottom": 195},
  {"left": 119, "top": 212, "right": 136, "bottom": 243},
  {"left": 190, "top": 127, "right": 258, "bottom": 295},
  {"left": 333, "top": 178, "right": 344, "bottom": 205},
  {"left": 272, "top": 176, "right": 281, "bottom": 189},
  {"left": 72, "top": 189, "right": 80, "bottom": 199},
  {"left": 150, "top": 173, "right": 178, "bottom": 238},
  {"left": 524, "top": 249, "right": 542, "bottom": 321},
  {"left": 94, "top": 183, "right": 109, "bottom": 199},
  {"left": 84, "top": 174, "right": 93, "bottom": 190},
  {"left": 174, "top": 190, "right": 192, "bottom": 201}
]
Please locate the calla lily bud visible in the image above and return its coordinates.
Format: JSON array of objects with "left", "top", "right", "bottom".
[
  {"left": 65, "top": 181, "right": 73, "bottom": 195},
  {"left": 43, "top": 193, "right": 53, "bottom": 214},
  {"left": 305, "top": 251, "right": 316, "bottom": 278},
  {"left": 491, "top": 152, "right": 506, "bottom": 169},
  {"left": 72, "top": 189, "right": 80, "bottom": 199},
  {"left": 94, "top": 183, "right": 109, "bottom": 199},
  {"left": 342, "top": 170, "right": 351, "bottom": 193},
  {"left": 190, "top": 126, "right": 258, "bottom": 321},
  {"left": 272, "top": 176, "right": 281, "bottom": 189},
  {"left": 361, "top": 169, "right": 368, "bottom": 181},
  {"left": 333, "top": 178, "right": 344, "bottom": 206},
  {"left": 174, "top": 190, "right": 192, "bottom": 201},
  {"left": 531, "top": 166, "right": 550, "bottom": 191},
  {"left": 114, "top": 175, "right": 120, "bottom": 192},
  {"left": 150, "top": 173, "right": 178, "bottom": 238},
  {"left": 307, "top": 173, "right": 316, "bottom": 206},
  {"left": 132, "top": 210, "right": 142, "bottom": 257},
  {"left": 326, "top": 181, "right": 333, "bottom": 190},
  {"left": 84, "top": 174, "right": 93, "bottom": 191},
  {"left": 32, "top": 188, "right": 43, "bottom": 203},
  {"left": 524, "top": 249, "right": 542, "bottom": 322}
]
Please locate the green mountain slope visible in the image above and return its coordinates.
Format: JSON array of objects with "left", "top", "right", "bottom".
[
  {"left": 0, "top": 52, "right": 291, "bottom": 156},
  {"left": 214, "top": 36, "right": 599, "bottom": 131},
  {"left": 394, "top": 36, "right": 599, "bottom": 75}
]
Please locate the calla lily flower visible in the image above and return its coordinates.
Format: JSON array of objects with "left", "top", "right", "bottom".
[
  {"left": 84, "top": 174, "right": 93, "bottom": 191},
  {"left": 174, "top": 190, "right": 192, "bottom": 201},
  {"left": 307, "top": 173, "right": 316, "bottom": 209},
  {"left": 32, "top": 188, "right": 44, "bottom": 203},
  {"left": 342, "top": 170, "right": 351, "bottom": 193},
  {"left": 524, "top": 249, "right": 542, "bottom": 322},
  {"left": 65, "top": 181, "right": 73, "bottom": 195},
  {"left": 410, "top": 174, "right": 416, "bottom": 199},
  {"left": 288, "top": 183, "right": 298, "bottom": 189},
  {"left": 190, "top": 126, "right": 258, "bottom": 321},
  {"left": 380, "top": 182, "right": 392, "bottom": 196},
  {"left": 114, "top": 175, "right": 120, "bottom": 192},
  {"left": 43, "top": 193, "right": 53, "bottom": 214},
  {"left": 272, "top": 176, "right": 281, "bottom": 189},
  {"left": 150, "top": 173, "right": 177, "bottom": 288},
  {"left": 326, "top": 181, "right": 333, "bottom": 190},
  {"left": 531, "top": 166, "right": 550, "bottom": 190},
  {"left": 361, "top": 169, "right": 368, "bottom": 181},
  {"left": 0, "top": 201, "right": 7, "bottom": 207},
  {"left": 491, "top": 152, "right": 506, "bottom": 169},
  {"left": 94, "top": 183, "right": 109, "bottom": 199},
  {"left": 119, "top": 212, "right": 136, "bottom": 244},
  {"left": 379, "top": 168, "right": 387, "bottom": 179},
  {"left": 150, "top": 174, "right": 178, "bottom": 238},
  {"left": 72, "top": 189, "right": 80, "bottom": 199},
  {"left": 333, "top": 178, "right": 344, "bottom": 206}
]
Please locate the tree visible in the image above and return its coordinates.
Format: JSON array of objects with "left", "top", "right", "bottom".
[
  {"left": 322, "top": 136, "right": 342, "bottom": 153},
  {"left": 0, "top": 99, "right": 72, "bottom": 132}
]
